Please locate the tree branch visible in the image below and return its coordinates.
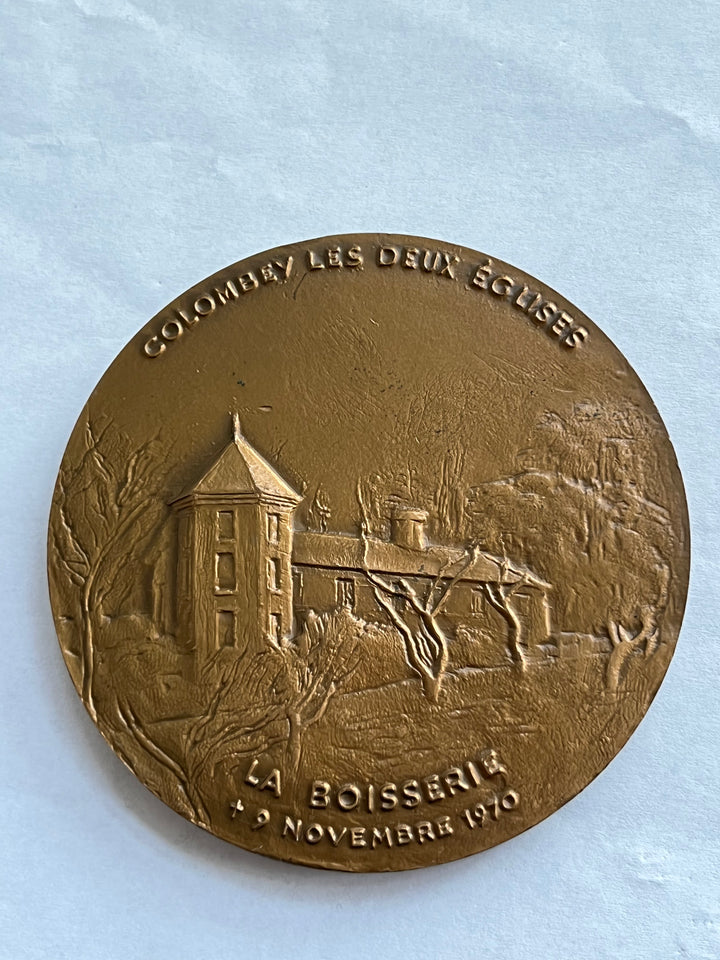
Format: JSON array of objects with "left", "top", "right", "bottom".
[{"left": 432, "top": 548, "right": 476, "bottom": 614}]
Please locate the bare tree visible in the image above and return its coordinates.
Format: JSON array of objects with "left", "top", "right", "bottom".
[
  {"left": 605, "top": 557, "right": 669, "bottom": 694},
  {"left": 606, "top": 608, "right": 661, "bottom": 695},
  {"left": 355, "top": 478, "right": 475, "bottom": 701},
  {"left": 281, "top": 608, "right": 362, "bottom": 777},
  {"left": 51, "top": 415, "right": 161, "bottom": 719},
  {"left": 355, "top": 470, "right": 418, "bottom": 540},
  {"left": 358, "top": 525, "right": 476, "bottom": 701},
  {"left": 111, "top": 698, "right": 211, "bottom": 827},
  {"left": 306, "top": 483, "right": 331, "bottom": 533},
  {"left": 358, "top": 478, "right": 540, "bottom": 685},
  {"left": 433, "top": 444, "right": 466, "bottom": 540},
  {"left": 481, "top": 556, "right": 532, "bottom": 671},
  {"left": 95, "top": 653, "right": 281, "bottom": 830},
  {"left": 180, "top": 649, "right": 289, "bottom": 811},
  {"left": 178, "top": 609, "right": 362, "bottom": 807}
]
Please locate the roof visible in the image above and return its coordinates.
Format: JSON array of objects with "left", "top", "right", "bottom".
[
  {"left": 292, "top": 530, "right": 549, "bottom": 588},
  {"left": 172, "top": 428, "right": 302, "bottom": 505},
  {"left": 392, "top": 507, "right": 429, "bottom": 522}
]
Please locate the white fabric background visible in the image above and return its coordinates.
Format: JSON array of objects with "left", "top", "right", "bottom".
[{"left": 1, "top": 2, "right": 718, "bottom": 958}]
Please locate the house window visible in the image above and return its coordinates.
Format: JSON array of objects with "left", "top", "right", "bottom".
[
  {"left": 216, "top": 552, "right": 235, "bottom": 591},
  {"left": 471, "top": 588, "right": 484, "bottom": 614},
  {"left": 216, "top": 610, "right": 235, "bottom": 648},
  {"left": 269, "top": 613, "right": 281, "bottom": 643},
  {"left": 292, "top": 569, "right": 304, "bottom": 603},
  {"left": 267, "top": 557, "right": 281, "bottom": 592},
  {"left": 217, "top": 510, "right": 234, "bottom": 540},
  {"left": 267, "top": 513, "right": 280, "bottom": 544},
  {"left": 336, "top": 577, "right": 355, "bottom": 609}
]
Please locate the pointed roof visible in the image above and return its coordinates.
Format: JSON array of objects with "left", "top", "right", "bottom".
[{"left": 173, "top": 417, "right": 302, "bottom": 505}]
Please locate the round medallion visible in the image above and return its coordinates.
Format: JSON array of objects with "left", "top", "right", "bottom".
[{"left": 48, "top": 234, "right": 689, "bottom": 871}]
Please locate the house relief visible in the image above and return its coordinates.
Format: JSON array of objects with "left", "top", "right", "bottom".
[{"left": 171, "top": 416, "right": 552, "bottom": 673}]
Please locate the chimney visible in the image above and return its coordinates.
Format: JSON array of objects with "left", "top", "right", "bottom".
[{"left": 390, "top": 506, "right": 429, "bottom": 551}]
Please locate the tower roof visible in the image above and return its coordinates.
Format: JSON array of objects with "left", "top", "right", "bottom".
[{"left": 172, "top": 418, "right": 302, "bottom": 505}]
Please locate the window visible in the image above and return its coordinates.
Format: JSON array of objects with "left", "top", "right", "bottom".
[
  {"left": 269, "top": 613, "right": 281, "bottom": 643},
  {"left": 471, "top": 588, "right": 484, "bottom": 614},
  {"left": 267, "top": 513, "right": 280, "bottom": 544},
  {"left": 267, "top": 557, "right": 281, "bottom": 592},
  {"left": 292, "top": 569, "right": 304, "bottom": 603},
  {"left": 217, "top": 510, "right": 234, "bottom": 540},
  {"left": 335, "top": 577, "right": 355, "bottom": 609},
  {"left": 216, "top": 610, "right": 235, "bottom": 648},
  {"left": 216, "top": 552, "right": 235, "bottom": 591}
]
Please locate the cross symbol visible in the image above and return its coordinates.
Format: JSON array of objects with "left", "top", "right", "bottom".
[{"left": 229, "top": 799, "right": 244, "bottom": 819}]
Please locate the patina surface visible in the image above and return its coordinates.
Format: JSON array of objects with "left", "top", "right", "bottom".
[{"left": 48, "top": 234, "right": 689, "bottom": 871}]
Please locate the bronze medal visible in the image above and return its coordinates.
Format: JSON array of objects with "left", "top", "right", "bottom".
[{"left": 48, "top": 234, "right": 689, "bottom": 871}]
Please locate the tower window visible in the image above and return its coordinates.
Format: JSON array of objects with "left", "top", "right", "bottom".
[
  {"left": 267, "top": 513, "right": 280, "bottom": 544},
  {"left": 216, "top": 610, "right": 235, "bottom": 648},
  {"left": 217, "top": 510, "right": 234, "bottom": 540},
  {"left": 335, "top": 577, "right": 355, "bottom": 609},
  {"left": 267, "top": 557, "right": 281, "bottom": 592},
  {"left": 178, "top": 515, "right": 190, "bottom": 593},
  {"left": 269, "top": 613, "right": 281, "bottom": 643},
  {"left": 216, "top": 552, "right": 235, "bottom": 591}
]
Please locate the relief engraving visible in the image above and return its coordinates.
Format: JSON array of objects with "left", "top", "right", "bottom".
[
  {"left": 51, "top": 402, "right": 679, "bottom": 838},
  {"left": 49, "top": 234, "right": 688, "bottom": 870}
]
